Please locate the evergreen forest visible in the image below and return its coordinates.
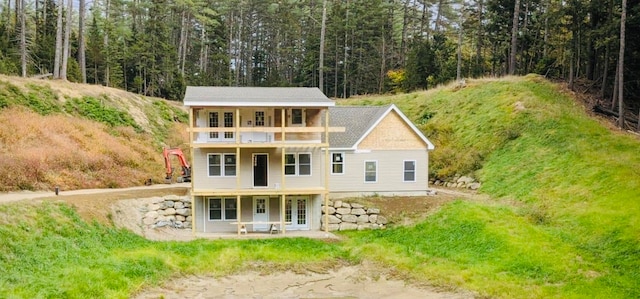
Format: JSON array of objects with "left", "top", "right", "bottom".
[{"left": 1, "top": 0, "right": 639, "bottom": 128}]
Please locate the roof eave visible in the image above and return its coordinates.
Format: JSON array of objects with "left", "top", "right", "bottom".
[{"left": 184, "top": 101, "right": 335, "bottom": 107}]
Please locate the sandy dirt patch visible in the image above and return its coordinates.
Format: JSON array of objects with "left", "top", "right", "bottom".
[{"left": 134, "top": 263, "right": 471, "bottom": 299}]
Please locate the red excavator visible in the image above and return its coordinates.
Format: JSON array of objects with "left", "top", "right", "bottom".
[{"left": 163, "top": 148, "right": 191, "bottom": 183}]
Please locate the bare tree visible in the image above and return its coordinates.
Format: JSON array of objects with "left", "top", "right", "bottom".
[
  {"left": 319, "top": 0, "right": 327, "bottom": 92},
  {"left": 617, "top": 0, "right": 626, "bottom": 128},
  {"left": 18, "top": 0, "right": 26, "bottom": 77},
  {"left": 61, "top": 0, "right": 72, "bottom": 80},
  {"left": 78, "top": 0, "right": 86, "bottom": 83},
  {"left": 509, "top": 0, "right": 520, "bottom": 75},
  {"left": 53, "top": 0, "right": 63, "bottom": 78}
]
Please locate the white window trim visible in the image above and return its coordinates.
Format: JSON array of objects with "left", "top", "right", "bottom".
[
  {"left": 284, "top": 152, "right": 312, "bottom": 176},
  {"left": 331, "top": 152, "right": 345, "bottom": 175},
  {"left": 403, "top": 160, "right": 416, "bottom": 182},
  {"left": 288, "top": 108, "right": 306, "bottom": 127},
  {"left": 207, "top": 153, "right": 237, "bottom": 177},
  {"left": 207, "top": 197, "right": 237, "bottom": 221},
  {"left": 364, "top": 160, "right": 378, "bottom": 183},
  {"left": 207, "top": 109, "right": 235, "bottom": 141}
]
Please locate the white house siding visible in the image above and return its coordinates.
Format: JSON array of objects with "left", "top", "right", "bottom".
[
  {"left": 328, "top": 149, "right": 429, "bottom": 196},
  {"left": 192, "top": 148, "right": 325, "bottom": 191}
]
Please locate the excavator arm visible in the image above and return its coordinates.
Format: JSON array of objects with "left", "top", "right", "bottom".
[{"left": 163, "top": 148, "right": 191, "bottom": 183}]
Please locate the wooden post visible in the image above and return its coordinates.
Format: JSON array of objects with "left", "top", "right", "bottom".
[
  {"left": 281, "top": 108, "right": 286, "bottom": 142},
  {"left": 281, "top": 194, "right": 286, "bottom": 234},
  {"left": 324, "top": 109, "right": 330, "bottom": 233},
  {"left": 237, "top": 195, "right": 242, "bottom": 235}
]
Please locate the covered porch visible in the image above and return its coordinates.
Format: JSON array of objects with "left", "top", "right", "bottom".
[{"left": 192, "top": 192, "right": 328, "bottom": 235}]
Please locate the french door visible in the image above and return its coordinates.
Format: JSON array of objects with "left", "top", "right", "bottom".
[{"left": 285, "top": 196, "right": 309, "bottom": 230}]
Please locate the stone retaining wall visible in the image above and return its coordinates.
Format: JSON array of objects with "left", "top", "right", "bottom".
[
  {"left": 141, "top": 195, "right": 192, "bottom": 229},
  {"left": 321, "top": 200, "right": 387, "bottom": 231},
  {"left": 430, "top": 175, "right": 481, "bottom": 190}
]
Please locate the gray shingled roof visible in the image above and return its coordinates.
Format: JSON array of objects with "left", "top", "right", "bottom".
[
  {"left": 324, "top": 105, "right": 390, "bottom": 148},
  {"left": 184, "top": 86, "right": 334, "bottom": 107}
]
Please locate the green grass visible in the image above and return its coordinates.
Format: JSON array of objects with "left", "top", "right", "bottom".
[
  {"left": 0, "top": 202, "right": 351, "bottom": 298},
  {"left": 339, "top": 75, "right": 640, "bottom": 298},
  {"left": 2, "top": 75, "right": 639, "bottom": 298},
  {"left": 0, "top": 80, "right": 61, "bottom": 114},
  {"left": 64, "top": 96, "right": 142, "bottom": 131}
]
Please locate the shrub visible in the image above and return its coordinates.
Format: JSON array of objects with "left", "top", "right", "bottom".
[{"left": 64, "top": 96, "right": 142, "bottom": 131}]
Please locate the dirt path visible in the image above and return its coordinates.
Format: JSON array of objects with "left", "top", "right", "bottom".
[
  {"left": 134, "top": 263, "right": 471, "bottom": 299},
  {"left": 0, "top": 183, "right": 190, "bottom": 224}
]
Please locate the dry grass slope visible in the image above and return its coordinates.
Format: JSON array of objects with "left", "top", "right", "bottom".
[{"left": 0, "top": 75, "right": 188, "bottom": 191}]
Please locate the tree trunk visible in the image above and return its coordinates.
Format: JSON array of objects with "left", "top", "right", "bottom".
[
  {"left": 612, "top": 62, "right": 618, "bottom": 108},
  {"left": 78, "top": 0, "right": 86, "bottom": 83},
  {"left": 600, "top": 44, "right": 609, "bottom": 98},
  {"left": 617, "top": 0, "right": 626, "bottom": 128},
  {"left": 509, "top": 0, "right": 520, "bottom": 75},
  {"left": 400, "top": 0, "right": 409, "bottom": 65},
  {"left": 53, "top": 0, "right": 63, "bottom": 78},
  {"left": 476, "top": 0, "right": 483, "bottom": 70},
  {"left": 343, "top": 0, "right": 349, "bottom": 98},
  {"left": 19, "top": 0, "right": 26, "bottom": 77},
  {"left": 319, "top": 0, "right": 327, "bottom": 92},
  {"left": 457, "top": 7, "right": 463, "bottom": 82},
  {"left": 434, "top": 0, "right": 443, "bottom": 33},
  {"left": 60, "top": 0, "right": 72, "bottom": 80},
  {"left": 104, "top": 0, "right": 110, "bottom": 86}
]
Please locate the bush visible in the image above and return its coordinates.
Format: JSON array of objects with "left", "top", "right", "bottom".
[{"left": 64, "top": 96, "right": 142, "bottom": 131}]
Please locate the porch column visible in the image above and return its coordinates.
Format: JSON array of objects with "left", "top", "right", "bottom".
[
  {"left": 324, "top": 193, "right": 329, "bottom": 233},
  {"left": 281, "top": 194, "right": 286, "bottom": 234},
  {"left": 191, "top": 194, "right": 196, "bottom": 235},
  {"left": 237, "top": 195, "right": 242, "bottom": 235}
]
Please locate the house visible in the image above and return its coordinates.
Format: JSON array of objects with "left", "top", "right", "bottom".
[
  {"left": 326, "top": 105, "right": 435, "bottom": 198},
  {"left": 183, "top": 87, "right": 434, "bottom": 234}
]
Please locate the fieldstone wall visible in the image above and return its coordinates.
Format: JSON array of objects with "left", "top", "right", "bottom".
[
  {"left": 321, "top": 200, "right": 387, "bottom": 231},
  {"left": 430, "top": 175, "right": 481, "bottom": 190},
  {"left": 141, "top": 195, "right": 192, "bottom": 229}
]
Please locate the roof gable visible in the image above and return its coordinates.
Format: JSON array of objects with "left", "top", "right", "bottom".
[{"left": 327, "top": 104, "right": 434, "bottom": 150}]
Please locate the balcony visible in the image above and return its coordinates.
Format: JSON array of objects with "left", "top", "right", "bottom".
[{"left": 189, "top": 126, "right": 344, "bottom": 148}]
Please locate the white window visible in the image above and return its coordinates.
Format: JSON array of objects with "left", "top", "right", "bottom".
[
  {"left": 209, "top": 112, "right": 219, "bottom": 139},
  {"left": 331, "top": 153, "right": 344, "bottom": 174},
  {"left": 364, "top": 161, "right": 377, "bottom": 183},
  {"left": 290, "top": 108, "right": 305, "bottom": 125},
  {"left": 208, "top": 198, "right": 237, "bottom": 221},
  {"left": 224, "top": 112, "right": 234, "bottom": 139},
  {"left": 404, "top": 160, "right": 416, "bottom": 182},
  {"left": 208, "top": 153, "right": 236, "bottom": 177},
  {"left": 255, "top": 111, "right": 265, "bottom": 126},
  {"left": 285, "top": 154, "right": 296, "bottom": 175},
  {"left": 284, "top": 153, "right": 312, "bottom": 176}
]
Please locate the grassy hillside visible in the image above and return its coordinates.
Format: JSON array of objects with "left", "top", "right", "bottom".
[
  {"left": 1, "top": 75, "right": 638, "bottom": 298},
  {"left": 0, "top": 75, "right": 188, "bottom": 191},
  {"left": 340, "top": 75, "right": 640, "bottom": 298},
  {"left": 0, "top": 202, "right": 349, "bottom": 298}
]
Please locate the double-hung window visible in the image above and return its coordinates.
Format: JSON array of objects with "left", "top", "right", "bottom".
[
  {"left": 284, "top": 153, "right": 312, "bottom": 176},
  {"left": 208, "top": 153, "right": 236, "bottom": 177},
  {"left": 403, "top": 160, "right": 416, "bottom": 182},
  {"left": 208, "top": 198, "right": 237, "bottom": 221},
  {"left": 331, "top": 153, "right": 344, "bottom": 174},
  {"left": 364, "top": 161, "right": 377, "bottom": 183},
  {"left": 290, "top": 108, "right": 305, "bottom": 125}
]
